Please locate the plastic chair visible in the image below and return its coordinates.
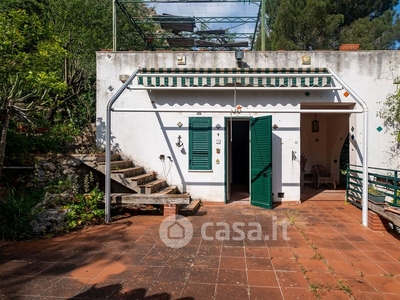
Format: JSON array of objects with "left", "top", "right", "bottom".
[{"left": 311, "top": 165, "right": 336, "bottom": 189}]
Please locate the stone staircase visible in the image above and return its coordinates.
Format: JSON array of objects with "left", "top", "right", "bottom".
[{"left": 73, "top": 153, "right": 199, "bottom": 216}]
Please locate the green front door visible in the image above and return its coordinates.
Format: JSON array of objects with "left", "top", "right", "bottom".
[{"left": 250, "top": 116, "right": 272, "bottom": 209}]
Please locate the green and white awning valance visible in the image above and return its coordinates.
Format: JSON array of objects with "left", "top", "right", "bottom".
[{"left": 137, "top": 67, "right": 332, "bottom": 88}]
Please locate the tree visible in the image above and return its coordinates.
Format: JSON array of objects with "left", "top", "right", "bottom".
[
  {"left": 340, "top": 10, "right": 400, "bottom": 49},
  {"left": 378, "top": 77, "right": 400, "bottom": 162},
  {"left": 41, "top": 0, "right": 158, "bottom": 127},
  {"left": 0, "top": 9, "right": 67, "bottom": 178},
  {"left": 258, "top": 0, "right": 400, "bottom": 50},
  {"left": 39, "top": 0, "right": 112, "bottom": 127}
]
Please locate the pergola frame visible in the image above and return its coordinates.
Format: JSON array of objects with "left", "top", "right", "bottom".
[{"left": 112, "top": 0, "right": 264, "bottom": 51}]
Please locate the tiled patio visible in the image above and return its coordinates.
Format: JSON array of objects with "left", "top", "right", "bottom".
[{"left": 1, "top": 188, "right": 400, "bottom": 299}]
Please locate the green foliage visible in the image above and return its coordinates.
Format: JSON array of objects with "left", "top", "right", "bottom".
[
  {"left": 0, "top": 187, "right": 44, "bottom": 241},
  {"left": 45, "top": 176, "right": 78, "bottom": 194},
  {"left": 340, "top": 11, "right": 400, "bottom": 49},
  {"left": 260, "top": 0, "right": 400, "bottom": 50},
  {"left": 65, "top": 187, "right": 104, "bottom": 230},
  {"left": 368, "top": 185, "right": 384, "bottom": 196},
  {"left": 5, "top": 122, "right": 80, "bottom": 165},
  {"left": 379, "top": 83, "right": 400, "bottom": 141},
  {"left": 83, "top": 172, "right": 95, "bottom": 193}
]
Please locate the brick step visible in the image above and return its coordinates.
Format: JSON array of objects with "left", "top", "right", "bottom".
[
  {"left": 139, "top": 179, "right": 167, "bottom": 194},
  {"left": 129, "top": 173, "right": 155, "bottom": 187},
  {"left": 111, "top": 166, "right": 143, "bottom": 178}
]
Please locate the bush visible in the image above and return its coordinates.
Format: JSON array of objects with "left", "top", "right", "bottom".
[
  {"left": 5, "top": 122, "right": 80, "bottom": 166},
  {"left": 65, "top": 186, "right": 104, "bottom": 230},
  {"left": 0, "top": 187, "right": 44, "bottom": 241}
]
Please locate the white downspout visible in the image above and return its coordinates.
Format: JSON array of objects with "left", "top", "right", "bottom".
[
  {"left": 105, "top": 69, "right": 140, "bottom": 223},
  {"left": 328, "top": 68, "right": 369, "bottom": 227}
]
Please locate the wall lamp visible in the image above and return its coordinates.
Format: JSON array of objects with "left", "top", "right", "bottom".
[
  {"left": 235, "top": 50, "right": 244, "bottom": 68},
  {"left": 311, "top": 114, "right": 319, "bottom": 133},
  {"left": 119, "top": 74, "right": 130, "bottom": 83}
]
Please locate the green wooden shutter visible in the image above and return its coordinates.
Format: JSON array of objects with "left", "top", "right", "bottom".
[
  {"left": 189, "top": 117, "right": 212, "bottom": 170},
  {"left": 250, "top": 116, "right": 272, "bottom": 209}
]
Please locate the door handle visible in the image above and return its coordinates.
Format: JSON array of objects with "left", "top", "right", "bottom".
[{"left": 263, "top": 172, "right": 267, "bottom": 177}]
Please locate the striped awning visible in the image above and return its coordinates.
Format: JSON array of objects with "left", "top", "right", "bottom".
[{"left": 137, "top": 68, "right": 332, "bottom": 88}]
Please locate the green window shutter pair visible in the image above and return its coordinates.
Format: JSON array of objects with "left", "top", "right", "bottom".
[{"left": 189, "top": 117, "right": 212, "bottom": 170}]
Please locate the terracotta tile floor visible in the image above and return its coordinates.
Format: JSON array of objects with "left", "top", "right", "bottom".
[{"left": 1, "top": 187, "right": 400, "bottom": 299}]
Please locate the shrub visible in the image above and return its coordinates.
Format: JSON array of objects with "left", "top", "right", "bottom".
[
  {"left": 65, "top": 186, "right": 104, "bottom": 230},
  {"left": 0, "top": 187, "right": 44, "bottom": 241}
]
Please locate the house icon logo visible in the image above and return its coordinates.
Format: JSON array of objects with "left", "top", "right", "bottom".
[
  {"left": 159, "top": 215, "right": 193, "bottom": 248},
  {"left": 168, "top": 222, "right": 185, "bottom": 240}
]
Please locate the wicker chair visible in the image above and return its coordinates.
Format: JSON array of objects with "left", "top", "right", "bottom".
[{"left": 311, "top": 165, "right": 336, "bottom": 189}]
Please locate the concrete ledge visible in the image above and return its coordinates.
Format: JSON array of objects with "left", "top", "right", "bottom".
[{"left": 110, "top": 193, "right": 191, "bottom": 205}]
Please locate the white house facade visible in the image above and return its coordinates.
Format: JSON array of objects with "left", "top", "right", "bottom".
[{"left": 96, "top": 50, "right": 400, "bottom": 207}]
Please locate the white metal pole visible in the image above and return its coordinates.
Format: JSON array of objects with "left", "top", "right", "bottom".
[
  {"left": 328, "top": 68, "right": 369, "bottom": 226},
  {"left": 105, "top": 69, "right": 140, "bottom": 223},
  {"left": 362, "top": 110, "right": 369, "bottom": 226}
]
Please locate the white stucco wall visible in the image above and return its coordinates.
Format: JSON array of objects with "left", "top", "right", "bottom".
[{"left": 96, "top": 50, "right": 400, "bottom": 203}]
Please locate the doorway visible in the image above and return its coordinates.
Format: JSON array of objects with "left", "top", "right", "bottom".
[
  {"left": 300, "top": 103, "right": 353, "bottom": 198},
  {"left": 225, "top": 116, "right": 273, "bottom": 209},
  {"left": 226, "top": 119, "right": 250, "bottom": 202}
]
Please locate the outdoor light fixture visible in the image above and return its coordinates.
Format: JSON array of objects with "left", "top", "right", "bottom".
[
  {"left": 119, "top": 74, "right": 130, "bottom": 83},
  {"left": 235, "top": 50, "right": 244, "bottom": 67},
  {"left": 311, "top": 114, "right": 319, "bottom": 133}
]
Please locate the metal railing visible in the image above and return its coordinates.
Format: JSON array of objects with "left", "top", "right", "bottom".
[{"left": 346, "top": 164, "right": 400, "bottom": 207}]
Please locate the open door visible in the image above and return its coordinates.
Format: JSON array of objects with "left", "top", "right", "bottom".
[
  {"left": 226, "top": 119, "right": 232, "bottom": 202},
  {"left": 250, "top": 116, "right": 272, "bottom": 209}
]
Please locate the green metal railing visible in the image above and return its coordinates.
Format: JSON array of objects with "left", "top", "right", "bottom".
[{"left": 346, "top": 164, "right": 400, "bottom": 207}]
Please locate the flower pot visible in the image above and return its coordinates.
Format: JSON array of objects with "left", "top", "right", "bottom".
[
  {"left": 368, "top": 193, "right": 385, "bottom": 203},
  {"left": 339, "top": 44, "right": 360, "bottom": 51}
]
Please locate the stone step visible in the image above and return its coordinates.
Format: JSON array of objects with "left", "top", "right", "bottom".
[
  {"left": 179, "top": 199, "right": 201, "bottom": 215},
  {"left": 158, "top": 186, "right": 177, "bottom": 195},
  {"left": 111, "top": 166, "right": 143, "bottom": 178},
  {"left": 129, "top": 173, "right": 155, "bottom": 187},
  {"left": 96, "top": 154, "right": 121, "bottom": 162},
  {"left": 139, "top": 179, "right": 167, "bottom": 194},
  {"left": 108, "top": 160, "right": 133, "bottom": 170}
]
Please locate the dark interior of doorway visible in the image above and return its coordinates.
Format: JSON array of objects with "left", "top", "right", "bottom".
[
  {"left": 339, "top": 134, "right": 349, "bottom": 187},
  {"left": 230, "top": 120, "right": 250, "bottom": 201}
]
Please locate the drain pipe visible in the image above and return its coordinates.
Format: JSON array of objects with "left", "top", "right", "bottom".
[
  {"left": 329, "top": 68, "right": 369, "bottom": 227},
  {"left": 105, "top": 68, "right": 140, "bottom": 223}
]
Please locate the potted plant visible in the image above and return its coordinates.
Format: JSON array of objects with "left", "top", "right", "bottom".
[{"left": 368, "top": 185, "right": 386, "bottom": 203}]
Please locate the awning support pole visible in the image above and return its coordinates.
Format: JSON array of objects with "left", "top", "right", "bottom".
[
  {"left": 328, "top": 68, "right": 369, "bottom": 227},
  {"left": 105, "top": 69, "right": 140, "bottom": 223}
]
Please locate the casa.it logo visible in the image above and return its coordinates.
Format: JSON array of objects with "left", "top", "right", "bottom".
[{"left": 159, "top": 215, "right": 193, "bottom": 249}]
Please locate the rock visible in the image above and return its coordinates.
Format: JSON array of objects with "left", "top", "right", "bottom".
[{"left": 30, "top": 208, "right": 68, "bottom": 236}]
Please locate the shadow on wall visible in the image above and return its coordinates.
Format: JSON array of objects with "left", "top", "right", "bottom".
[{"left": 96, "top": 117, "right": 122, "bottom": 153}]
